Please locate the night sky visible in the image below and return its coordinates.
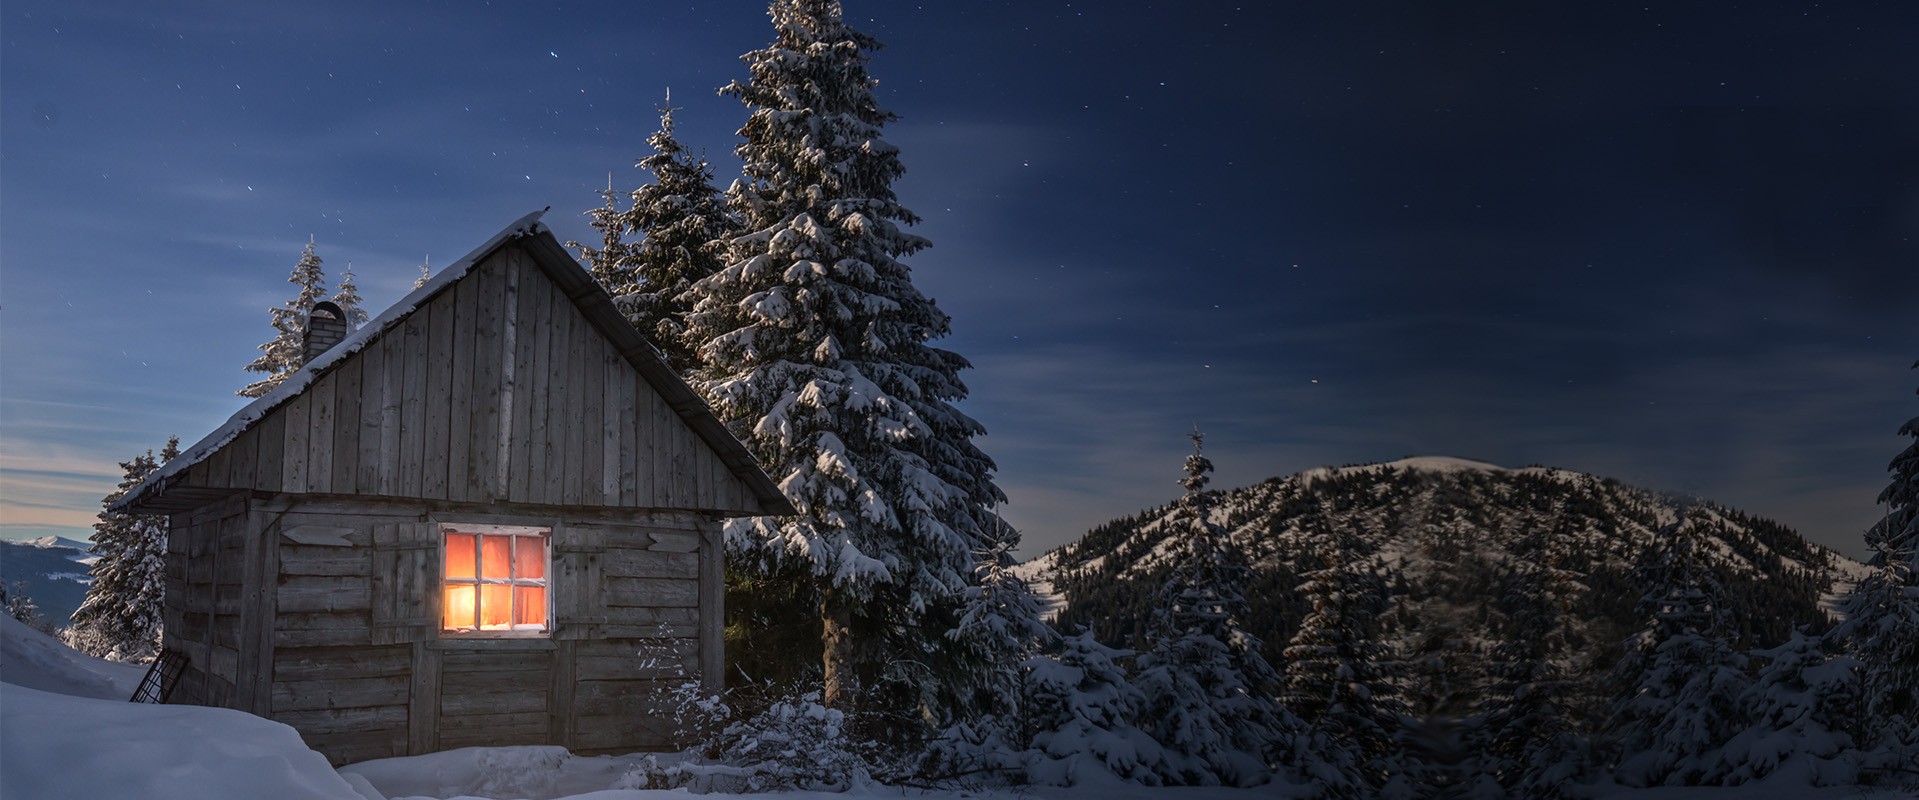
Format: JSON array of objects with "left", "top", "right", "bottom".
[{"left": 2, "top": 1, "right": 1914, "bottom": 559}]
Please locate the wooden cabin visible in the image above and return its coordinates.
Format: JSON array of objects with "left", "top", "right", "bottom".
[{"left": 114, "top": 210, "right": 793, "bottom": 765}]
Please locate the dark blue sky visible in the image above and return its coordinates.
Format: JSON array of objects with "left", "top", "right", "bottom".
[{"left": 3, "top": 1, "right": 1914, "bottom": 557}]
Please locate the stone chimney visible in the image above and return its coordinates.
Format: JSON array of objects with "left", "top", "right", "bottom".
[{"left": 303, "top": 301, "right": 350, "bottom": 364}]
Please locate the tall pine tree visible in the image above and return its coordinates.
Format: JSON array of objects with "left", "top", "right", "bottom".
[
  {"left": 684, "top": 0, "right": 1004, "bottom": 720},
  {"left": 240, "top": 238, "right": 327, "bottom": 397},
  {"left": 332, "top": 264, "right": 368, "bottom": 328},
  {"left": 1135, "top": 432, "right": 1299, "bottom": 786},
  {"left": 573, "top": 94, "right": 734, "bottom": 374},
  {"left": 67, "top": 436, "right": 178, "bottom": 662},
  {"left": 1831, "top": 358, "right": 1919, "bottom": 776}
]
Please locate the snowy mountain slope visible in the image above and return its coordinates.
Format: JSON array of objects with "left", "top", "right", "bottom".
[
  {"left": 0, "top": 613, "right": 143, "bottom": 699},
  {"left": 1039, "top": 456, "right": 1863, "bottom": 685}
]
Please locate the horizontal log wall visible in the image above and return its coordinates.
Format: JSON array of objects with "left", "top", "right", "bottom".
[
  {"left": 176, "top": 244, "right": 759, "bottom": 515},
  {"left": 241, "top": 501, "right": 719, "bottom": 763}
]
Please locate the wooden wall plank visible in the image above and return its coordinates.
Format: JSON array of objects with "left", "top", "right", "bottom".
[
  {"left": 205, "top": 442, "right": 232, "bottom": 495},
  {"left": 518, "top": 264, "right": 551, "bottom": 505},
  {"left": 277, "top": 575, "right": 371, "bottom": 613},
  {"left": 579, "top": 327, "right": 604, "bottom": 506},
  {"left": 599, "top": 344, "right": 618, "bottom": 503},
  {"left": 639, "top": 380, "right": 660, "bottom": 506},
  {"left": 661, "top": 389, "right": 683, "bottom": 508},
  {"left": 486, "top": 252, "right": 517, "bottom": 501},
  {"left": 543, "top": 281, "right": 570, "bottom": 505},
  {"left": 603, "top": 549, "right": 699, "bottom": 580},
  {"left": 699, "top": 524, "right": 722, "bottom": 690},
  {"left": 274, "top": 611, "right": 373, "bottom": 647},
  {"left": 569, "top": 311, "right": 596, "bottom": 506},
  {"left": 225, "top": 427, "right": 256, "bottom": 495},
  {"left": 423, "top": 291, "right": 456, "bottom": 500},
  {"left": 275, "top": 645, "right": 412, "bottom": 682},
  {"left": 602, "top": 577, "right": 699, "bottom": 608},
  {"left": 254, "top": 411, "right": 286, "bottom": 492},
  {"left": 378, "top": 332, "right": 404, "bottom": 495},
  {"left": 549, "top": 639, "right": 577, "bottom": 748},
  {"left": 272, "top": 676, "right": 408, "bottom": 712},
  {"left": 276, "top": 706, "right": 408, "bottom": 736},
  {"left": 616, "top": 354, "right": 637, "bottom": 507},
  {"left": 283, "top": 392, "right": 311, "bottom": 495},
  {"left": 331, "top": 357, "right": 362, "bottom": 493},
  {"left": 399, "top": 306, "right": 430, "bottom": 497},
  {"left": 357, "top": 341, "right": 385, "bottom": 494},
  {"left": 299, "top": 730, "right": 406, "bottom": 767},
  {"left": 448, "top": 260, "right": 479, "bottom": 502},
  {"left": 307, "top": 371, "right": 336, "bottom": 494},
  {"left": 408, "top": 642, "right": 441, "bottom": 755}
]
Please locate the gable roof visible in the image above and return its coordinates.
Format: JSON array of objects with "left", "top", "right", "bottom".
[{"left": 117, "top": 210, "right": 794, "bottom": 517}]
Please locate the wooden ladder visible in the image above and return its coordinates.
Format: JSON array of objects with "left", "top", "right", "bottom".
[{"left": 129, "top": 650, "right": 187, "bottom": 704}]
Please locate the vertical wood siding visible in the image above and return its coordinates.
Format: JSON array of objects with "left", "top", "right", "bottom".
[{"left": 183, "top": 244, "right": 759, "bottom": 513}]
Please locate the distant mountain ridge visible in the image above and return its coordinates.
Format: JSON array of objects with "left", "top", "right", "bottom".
[
  {"left": 0, "top": 537, "right": 95, "bottom": 627},
  {"left": 1025, "top": 456, "right": 1866, "bottom": 701}
]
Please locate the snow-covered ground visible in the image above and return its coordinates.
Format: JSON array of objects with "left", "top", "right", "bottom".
[{"left": 2, "top": 611, "right": 1908, "bottom": 800}]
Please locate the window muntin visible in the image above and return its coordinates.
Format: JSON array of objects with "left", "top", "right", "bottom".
[{"left": 441, "top": 524, "right": 549, "bottom": 635}]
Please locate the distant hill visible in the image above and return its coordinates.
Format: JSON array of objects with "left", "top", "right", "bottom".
[
  {"left": 1022, "top": 456, "right": 1868, "bottom": 712},
  {"left": 0, "top": 537, "right": 95, "bottom": 627}
]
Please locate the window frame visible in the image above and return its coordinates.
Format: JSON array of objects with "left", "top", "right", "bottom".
[{"left": 439, "top": 523, "right": 552, "bottom": 638}]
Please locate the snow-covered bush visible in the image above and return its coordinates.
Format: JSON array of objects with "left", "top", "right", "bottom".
[
  {"left": 621, "top": 687, "right": 882, "bottom": 793},
  {"left": 1609, "top": 512, "right": 1753, "bottom": 787},
  {"left": 1703, "top": 629, "right": 1860, "bottom": 786},
  {"left": 1019, "top": 630, "right": 1171, "bottom": 786}
]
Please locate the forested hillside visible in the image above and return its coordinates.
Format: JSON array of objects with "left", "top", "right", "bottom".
[{"left": 1036, "top": 457, "right": 1858, "bottom": 726}]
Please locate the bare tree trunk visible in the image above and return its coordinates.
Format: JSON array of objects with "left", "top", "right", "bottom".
[{"left": 820, "top": 585, "right": 854, "bottom": 708}]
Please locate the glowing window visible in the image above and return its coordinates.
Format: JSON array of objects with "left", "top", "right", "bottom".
[{"left": 441, "top": 525, "right": 549, "bottom": 636}]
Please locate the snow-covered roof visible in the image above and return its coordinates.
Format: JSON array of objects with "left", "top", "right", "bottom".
[{"left": 113, "top": 209, "right": 793, "bottom": 516}]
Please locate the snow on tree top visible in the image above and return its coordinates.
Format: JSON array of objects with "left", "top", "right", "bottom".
[{"left": 111, "top": 209, "right": 551, "bottom": 513}]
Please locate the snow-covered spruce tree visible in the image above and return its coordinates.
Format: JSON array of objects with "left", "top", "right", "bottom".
[
  {"left": 573, "top": 95, "right": 735, "bottom": 374},
  {"left": 1281, "top": 515, "right": 1401, "bottom": 797},
  {"left": 684, "top": 0, "right": 1005, "bottom": 728},
  {"left": 927, "top": 514, "right": 1058, "bottom": 779},
  {"left": 1473, "top": 522, "right": 1592, "bottom": 800},
  {"left": 66, "top": 436, "right": 178, "bottom": 662},
  {"left": 331, "top": 264, "right": 369, "bottom": 328},
  {"left": 1702, "top": 629, "right": 1861, "bottom": 786},
  {"left": 1607, "top": 511, "right": 1753, "bottom": 787},
  {"left": 1134, "top": 432, "right": 1300, "bottom": 786},
  {"left": 1021, "top": 629, "right": 1172, "bottom": 786},
  {"left": 1830, "top": 358, "right": 1919, "bottom": 782},
  {"left": 239, "top": 238, "right": 327, "bottom": 397},
  {"left": 413, "top": 256, "right": 431, "bottom": 290},
  {"left": 3, "top": 582, "right": 57, "bottom": 635}
]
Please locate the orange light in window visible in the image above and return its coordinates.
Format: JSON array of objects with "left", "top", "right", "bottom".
[
  {"left": 481, "top": 535, "right": 512, "bottom": 580},
  {"left": 515, "top": 536, "right": 545, "bottom": 579},
  {"left": 445, "top": 534, "right": 476, "bottom": 579},
  {"left": 480, "top": 584, "right": 512, "bottom": 629},
  {"left": 444, "top": 585, "right": 476, "bottom": 630},
  {"left": 443, "top": 526, "right": 550, "bottom": 635},
  {"left": 514, "top": 586, "right": 546, "bottom": 626}
]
